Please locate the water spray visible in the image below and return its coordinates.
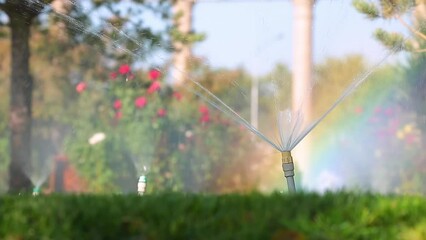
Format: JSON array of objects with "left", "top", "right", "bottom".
[
  {"left": 49, "top": 1, "right": 399, "bottom": 193},
  {"left": 282, "top": 151, "right": 296, "bottom": 193}
]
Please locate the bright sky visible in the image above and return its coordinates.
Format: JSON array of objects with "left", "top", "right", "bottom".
[{"left": 193, "top": 0, "right": 407, "bottom": 76}]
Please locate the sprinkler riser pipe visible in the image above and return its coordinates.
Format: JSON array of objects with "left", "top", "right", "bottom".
[
  {"left": 283, "top": 162, "right": 295, "bottom": 177},
  {"left": 283, "top": 162, "right": 296, "bottom": 193},
  {"left": 281, "top": 152, "right": 296, "bottom": 193}
]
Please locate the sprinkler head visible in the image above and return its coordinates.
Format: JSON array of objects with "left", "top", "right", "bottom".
[
  {"left": 281, "top": 151, "right": 293, "bottom": 164},
  {"left": 32, "top": 186, "right": 40, "bottom": 196}
]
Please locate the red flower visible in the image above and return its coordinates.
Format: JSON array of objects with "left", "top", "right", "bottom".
[
  {"left": 147, "top": 81, "right": 161, "bottom": 94},
  {"left": 173, "top": 92, "right": 183, "bottom": 101},
  {"left": 115, "top": 111, "right": 123, "bottom": 120},
  {"left": 110, "top": 72, "right": 118, "bottom": 80},
  {"left": 76, "top": 82, "right": 87, "bottom": 93},
  {"left": 148, "top": 69, "right": 161, "bottom": 81},
  {"left": 113, "top": 99, "right": 122, "bottom": 110},
  {"left": 118, "top": 64, "right": 131, "bottom": 75},
  {"left": 199, "top": 105, "right": 209, "bottom": 115},
  {"left": 200, "top": 114, "right": 210, "bottom": 123},
  {"left": 157, "top": 108, "right": 167, "bottom": 118},
  {"left": 134, "top": 96, "right": 147, "bottom": 109}
]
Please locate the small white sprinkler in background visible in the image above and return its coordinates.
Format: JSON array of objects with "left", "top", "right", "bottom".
[
  {"left": 137, "top": 165, "right": 148, "bottom": 195},
  {"left": 138, "top": 165, "right": 148, "bottom": 196},
  {"left": 33, "top": 186, "right": 40, "bottom": 196},
  {"left": 138, "top": 175, "right": 147, "bottom": 195}
]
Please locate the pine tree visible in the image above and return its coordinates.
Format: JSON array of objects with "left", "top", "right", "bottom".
[{"left": 353, "top": 0, "right": 426, "bottom": 52}]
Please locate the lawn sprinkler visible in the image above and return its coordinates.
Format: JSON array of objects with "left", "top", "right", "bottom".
[
  {"left": 33, "top": 186, "right": 41, "bottom": 196},
  {"left": 138, "top": 175, "right": 147, "bottom": 195},
  {"left": 282, "top": 151, "right": 296, "bottom": 193}
]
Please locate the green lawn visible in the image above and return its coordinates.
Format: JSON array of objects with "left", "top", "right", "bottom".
[{"left": 1, "top": 192, "right": 425, "bottom": 240}]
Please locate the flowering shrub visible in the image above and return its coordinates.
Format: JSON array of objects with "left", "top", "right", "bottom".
[
  {"left": 64, "top": 64, "right": 265, "bottom": 193},
  {"left": 66, "top": 64, "right": 173, "bottom": 192}
]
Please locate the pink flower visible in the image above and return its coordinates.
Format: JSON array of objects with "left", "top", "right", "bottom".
[
  {"left": 405, "top": 134, "right": 416, "bottom": 144},
  {"left": 199, "top": 105, "right": 209, "bottom": 115},
  {"left": 147, "top": 81, "right": 161, "bottom": 94},
  {"left": 134, "top": 96, "right": 147, "bottom": 109},
  {"left": 115, "top": 111, "right": 123, "bottom": 120},
  {"left": 173, "top": 92, "right": 183, "bottom": 101},
  {"left": 148, "top": 69, "right": 161, "bottom": 81},
  {"left": 200, "top": 114, "right": 210, "bottom": 123},
  {"left": 118, "top": 64, "right": 131, "bottom": 75},
  {"left": 113, "top": 99, "right": 122, "bottom": 110},
  {"left": 384, "top": 107, "right": 394, "bottom": 117},
  {"left": 76, "top": 82, "right": 87, "bottom": 93},
  {"left": 157, "top": 108, "right": 167, "bottom": 118},
  {"left": 110, "top": 72, "right": 118, "bottom": 80}
]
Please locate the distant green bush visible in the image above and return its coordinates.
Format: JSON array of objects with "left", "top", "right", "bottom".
[{"left": 0, "top": 192, "right": 425, "bottom": 240}]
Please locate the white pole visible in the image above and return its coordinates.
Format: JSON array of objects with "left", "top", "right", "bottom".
[{"left": 291, "top": 0, "right": 314, "bottom": 190}]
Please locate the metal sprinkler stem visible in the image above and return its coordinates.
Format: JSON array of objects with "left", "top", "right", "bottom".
[{"left": 282, "top": 151, "right": 296, "bottom": 193}]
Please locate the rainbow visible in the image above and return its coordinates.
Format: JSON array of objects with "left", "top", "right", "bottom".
[{"left": 305, "top": 65, "right": 409, "bottom": 192}]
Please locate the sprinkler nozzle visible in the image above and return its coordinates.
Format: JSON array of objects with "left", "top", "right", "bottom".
[
  {"left": 281, "top": 151, "right": 296, "bottom": 193},
  {"left": 281, "top": 151, "right": 293, "bottom": 164},
  {"left": 32, "top": 186, "right": 40, "bottom": 196}
]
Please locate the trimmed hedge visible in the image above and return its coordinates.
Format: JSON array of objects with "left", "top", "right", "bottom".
[{"left": 1, "top": 192, "right": 426, "bottom": 240}]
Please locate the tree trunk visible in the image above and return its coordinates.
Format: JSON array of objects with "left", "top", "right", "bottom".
[
  {"left": 172, "top": 0, "right": 194, "bottom": 86},
  {"left": 7, "top": 13, "right": 34, "bottom": 193}
]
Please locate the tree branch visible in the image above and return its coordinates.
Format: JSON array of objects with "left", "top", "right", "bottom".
[{"left": 396, "top": 14, "right": 426, "bottom": 41}]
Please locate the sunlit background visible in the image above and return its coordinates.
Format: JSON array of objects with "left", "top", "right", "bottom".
[{"left": 0, "top": 0, "right": 424, "bottom": 195}]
